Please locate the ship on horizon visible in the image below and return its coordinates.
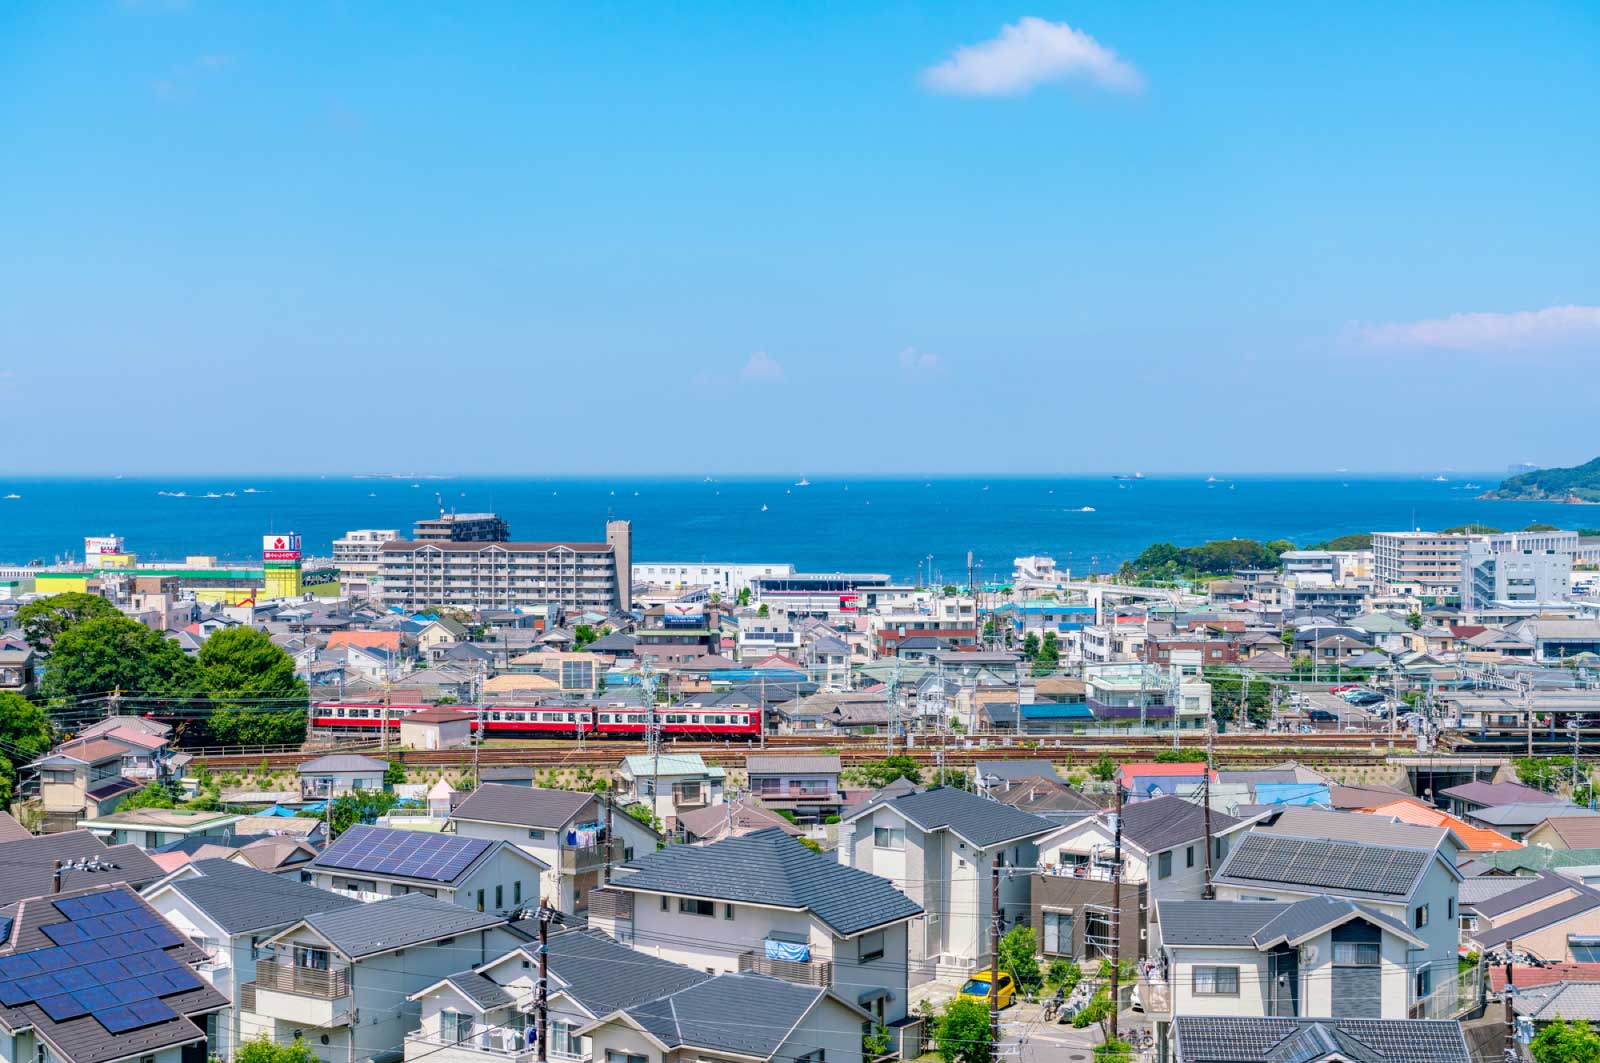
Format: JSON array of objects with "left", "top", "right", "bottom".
[{"left": 1113, "top": 472, "right": 1144, "bottom": 481}]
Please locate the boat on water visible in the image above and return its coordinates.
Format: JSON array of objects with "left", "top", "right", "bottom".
[
  {"left": 794, "top": 477, "right": 810, "bottom": 487},
  {"left": 1432, "top": 475, "right": 1449, "bottom": 482},
  {"left": 760, "top": 504, "right": 769, "bottom": 512},
  {"left": 1113, "top": 473, "right": 1144, "bottom": 481},
  {"left": 1463, "top": 483, "right": 1482, "bottom": 490},
  {"left": 223, "top": 491, "right": 236, "bottom": 497},
  {"left": 1206, "top": 475, "right": 1219, "bottom": 482},
  {"left": 202, "top": 492, "right": 222, "bottom": 499},
  {"left": 3, "top": 494, "right": 19, "bottom": 500},
  {"left": 1079, "top": 506, "right": 1096, "bottom": 512},
  {"left": 242, "top": 487, "right": 262, "bottom": 493}
]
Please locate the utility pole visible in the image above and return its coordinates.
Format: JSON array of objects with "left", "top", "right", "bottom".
[
  {"left": 989, "top": 862, "right": 1002, "bottom": 1053},
  {"left": 536, "top": 906, "right": 554, "bottom": 1063},
  {"left": 1110, "top": 782, "right": 1124, "bottom": 1044},
  {"left": 1502, "top": 945, "right": 1516, "bottom": 1063},
  {"left": 1202, "top": 723, "right": 1215, "bottom": 899},
  {"left": 602, "top": 790, "right": 614, "bottom": 884},
  {"left": 381, "top": 684, "right": 391, "bottom": 754}
]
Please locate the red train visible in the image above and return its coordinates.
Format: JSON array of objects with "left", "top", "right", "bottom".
[{"left": 310, "top": 701, "right": 763, "bottom": 740}]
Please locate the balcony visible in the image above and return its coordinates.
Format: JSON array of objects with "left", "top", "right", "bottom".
[
  {"left": 1135, "top": 975, "right": 1171, "bottom": 1019},
  {"left": 406, "top": 1031, "right": 536, "bottom": 1062},
  {"left": 738, "top": 949, "right": 833, "bottom": 987},
  {"left": 240, "top": 959, "right": 353, "bottom": 1027},
  {"left": 251, "top": 959, "right": 350, "bottom": 998}
]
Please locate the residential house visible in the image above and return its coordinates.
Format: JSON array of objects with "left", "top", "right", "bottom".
[
  {"left": 1464, "top": 803, "right": 1600, "bottom": 842},
  {"left": 27, "top": 739, "right": 142, "bottom": 832},
  {"left": 143, "top": 858, "right": 362, "bottom": 1059},
  {"left": 0, "top": 830, "right": 165, "bottom": 907},
  {"left": 237, "top": 893, "right": 517, "bottom": 1063},
  {"left": 744, "top": 755, "right": 843, "bottom": 824},
  {"left": 1510, "top": 980, "right": 1600, "bottom": 1033},
  {"left": 1466, "top": 872, "right": 1600, "bottom": 963},
  {"left": 1352, "top": 800, "right": 1520, "bottom": 855},
  {"left": 304, "top": 824, "right": 549, "bottom": 913},
  {"left": 1031, "top": 796, "right": 1246, "bottom": 962},
  {"left": 1151, "top": 896, "right": 1427, "bottom": 1036},
  {"left": 1212, "top": 809, "right": 1464, "bottom": 1016},
  {"left": 446, "top": 784, "right": 658, "bottom": 914},
  {"left": 0, "top": 884, "right": 229, "bottom": 1063},
  {"left": 1171, "top": 1016, "right": 1471, "bottom": 1063},
  {"left": 1438, "top": 780, "right": 1559, "bottom": 819},
  {"left": 298, "top": 754, "right": 390, "bottom": 800},
  {"left": 589, "top": 827, "right": 921, "bottom": 1026},
  {"left": 614, "top": 754, "right": 724, "bottom": 830},
  {"left": 398, "top": 707, "right": 475, "bottom": 750},
  {"left": 0, "top": 646, "right": 37, "bottom": 694},
  {"left": 676, "top": 798, "right": 802, "bottom": 844},
  {"left": 838, "top": 787, "right": 1054, "bottom": 981},
  {"left": 1525, "top": 815, "right": 1600, "bottom": 850},
  {"left": 77, "top": 808, "right": 244, "bottom": 851}
]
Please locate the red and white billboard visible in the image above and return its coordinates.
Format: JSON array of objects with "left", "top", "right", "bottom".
[
  {"left": 262, "top": 533, "right": 302, "bottom": 561},
  {"left": 85, "top": 535, "right": 124, "bottom": 560}
]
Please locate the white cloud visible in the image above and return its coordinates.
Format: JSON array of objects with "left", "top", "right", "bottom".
[
  {"left": 1353, "top": 305, "right": 1600, "bottom": 352},
  {"left": 897, "top": 347, "right": 941, "bottom": 373},
  {"left": 920, "top": 17, "right": 1144, "bottom": 98},
  {"left": 740, "top": 351, "right": 784, "bottom": 382}
]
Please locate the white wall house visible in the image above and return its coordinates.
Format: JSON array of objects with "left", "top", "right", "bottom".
[
  {"left": 838, "top": 787, "right": 1054, "bottom": 983},
  {"left": 615, "top": 754, "right": 724, "bottom": 829},
  {"left": 447, "top": 784, "right": 660, "bottom": 914},
  {"left": 589, "top": 827, "right": 922, "bottom": 1027}
]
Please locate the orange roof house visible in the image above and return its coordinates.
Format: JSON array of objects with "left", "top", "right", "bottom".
[
  {"left": 327, "top": 631, "right": 404, "bottom": 653},
  {"left": 1358, "top": 797, "right": 1522, "bottom": 852}
]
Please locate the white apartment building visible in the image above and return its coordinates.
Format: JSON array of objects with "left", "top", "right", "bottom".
[
  {"left": 632, "top": 561, "right": 794, "bottom": 596},
  {"left": 1371, "top": 532, "right": 1468, "bottom": 597},
  {"left": 331, "top": 529, "right": 399, "bottom": 598}
]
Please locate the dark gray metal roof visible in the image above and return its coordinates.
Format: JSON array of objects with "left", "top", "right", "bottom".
[
  {"left": 1160, "top": 897, "right": 1418, "bottom": 949},
  {"left": 861, "top": 786, "right": 1055, "bottom": 848},
  {"left": 544, "top": 928, "right": 711, "bottom": 1016},
  {"left": 623, "top": 972, "right": 823, "bottom": 1058},
  {"left": 745, "top": 755, "right": 842, "bottom": 775},
  {"left": 1215, "top": 833, "right": 1433, "bottom": 900},
  {"left": 974, "top": 760, "right": 1063, "bottom": 784},
  {"left": 450, "top": 784, "right": 598, "bottom": 830},
  {"left": 444, "top": 972, "right": 515, "bottom": 1011},
  {"left": 1472, "top": 890, "right": 1600, "bottom": 948},
  {"left": 161, "top": 858, "right": 360, "bottom": 934},
  {"left": 611, "top": 827, "right": 921, "bottom": 936},
  {"left": 1118, "top": 795, "right": 1241, "bottom": 853},
  {"left": 1469, "top": 872, "right": 1574, "bottom": 918},
  {"left": 1173, "top": 1017, "right": 1471, "bottom": 1063},
  {"left": 298, "top": 893, "right": 505, "bottom": 958},
  {"left": 0, "top": 832, "right": 165, "bottom": 909},
  {"left": 297, "top": 754, "right": 389, "bottom": 773}
]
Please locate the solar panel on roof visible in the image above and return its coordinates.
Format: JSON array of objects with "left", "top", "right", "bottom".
[
  {"left": 36, "top": 993, "right": 89, "bottom": 1022},
  {"left": 77, "top": 986, "right": 116, "bottom": 1012},
  {"left": 99, "top": 935, "right": 133, "bottom": 958},
  {"left": 41, "top": 922, "right": 85, "bottom": 946},
  {"left": 55, "top": 967, "right": 95, "bottom": 990},
  {"left": 145, "top": 925, "right": 186, "bottom": 949},
  {"left": 127, "top": 998, "right": 178, "bottom": 1027},
  {"left": 0, "top": 954, "right": 41, "bottom": 980},
  {"left": 0, "top": 981, "right": 29, "bottom": 1007},
  {"left": 319, "top": 827, "right": 490, "bottom": 882}
]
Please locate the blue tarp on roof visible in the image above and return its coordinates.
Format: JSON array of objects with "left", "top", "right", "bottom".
[
  {"left": 257, "top": 804, "right": 299, "bottom": 817},
  {"left": 1254, "top": 783, "right": 1331, "bottom": 807},
  {"left": 1019, "top": 703, "right": 1094, "bottom": 720}
]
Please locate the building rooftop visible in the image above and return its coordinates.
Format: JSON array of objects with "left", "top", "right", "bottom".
[
  {"left": 78, "top": 808, "right": 241, "bottom": 832},
  {"left": 449, "top": 784, "right": 600, "bottom": 831},
  {"left": 155, "top": 858, "right": 359, "bottom": 934},
  {"left": 1172, "top": 1017, "right": 1470, "bottom": 1063},
  {"left": 292, "top": 892, "right": 507, "bottom": 958}
]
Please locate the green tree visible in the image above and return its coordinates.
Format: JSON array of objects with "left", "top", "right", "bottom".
[
  {"left": 1031, "top": 631, "right": 1061, "bottom": 677},
  {"left": 942, "top": 585, "right": 958, "bottom": 596},
  {"left": 14, "top": 592, "right": 121, "bottom": 651},
  {"left": 0, "top": 692, "right": 53, "bottom": 805},
  {"left": 860, "top": 755, "right": 922, "bottom": 788},
  {"left": 933, "top": 995, "right": 994, "bottom": 1063},
  {"left": 196, "top": 627, "right": 308, "bottom": 746},
  {"left": 1531, "top": 1018, "right": 1600, "bottom": 1063},
  {"left": 798, "top": 837, "right": 823, "bottom": 854},
  {"left": 573, "top": 624, "right": 600, "bottom": 649},
  {"left": 237, "top": 1035, "right": 319, "bottom": 1063},
  {"left": 930, "top": 767, "right": 970, "bottom": 790},
  {"left": 736, "top": 587, "right": 752, "bottom": 607},
  {"left": 1155, "top": 749, "right": 1209, "bottom": 763},
  {"left": 1045, "top": 959, "right": 1081, "bottom": 992},
  {"left": 1516, "top": 756, "right": 1572, "bottom": 793},
  {"left": 118, "top": 782, "right": 180, "bottom": 811},
  {"left": 1071, "top": 987, "right": 1115, "bottom": 1037},
  {"left": 384, "top": 760, "right": 407, "bottom": 786},
  {"left": 1406, "top": 612, "right": 1423, "bottom": 630},
  {"left": 999, "top": 924, "right": 1043, "bottom": 994},
  {"left": 756, "top": 603, "right": 770, "bottom": 618},
  {"left": 623, "top": 802, "right": 662, "bottom": 832},
  {"left": 1021, "top": 633, "right": 1040, "bottom": 659},
  {"left": 1093, "top": 1040, "right": 1133, "bottom": 1063},
  {"left": 41, "top": 616, "right": 197, "bottom": 703},
  {"left": 862, "top": 1025, "right": 892, "bottom": 1060},
  {"left": 1090, "top": 754, "right": 1117, "bottom": 782},
  {"left": 300, "top": 790, "right": 399, "bottom": 837}
]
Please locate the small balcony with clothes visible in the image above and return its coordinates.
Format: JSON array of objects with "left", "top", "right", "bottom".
[
  {"left": 240, "top": 952, "right": 353, "bottom": 1028},
  {"left": 738, "top": 939, "right": 833, "bottom": 988},
  {"left": 405, "top": 1013, "right": 537, "bottom": 1063}
]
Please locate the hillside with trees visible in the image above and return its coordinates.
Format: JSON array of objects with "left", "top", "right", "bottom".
[{"left": 1483, "top": 456, "right": 1600, "bottom": 502}]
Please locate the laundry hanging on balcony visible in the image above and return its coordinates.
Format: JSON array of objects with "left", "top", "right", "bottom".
[{"left": 764, "top": 939, "right": 810, "bottom": 963}]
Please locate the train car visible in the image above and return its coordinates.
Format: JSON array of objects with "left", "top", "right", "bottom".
[{"left": 308, "top": 700, "right": 762, "bottom": 740}]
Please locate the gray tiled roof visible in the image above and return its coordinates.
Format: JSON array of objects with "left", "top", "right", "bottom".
[
  {"left": 862, "top": 786, "right": 1055, "bottom": 848},
  {"left": 450, "top": 784, "right": 598, "bottom": 830},
  {"left": 745, "top": 755, "right": 842, "bottom": 775},
  {"left": 1118, "top": 795, "right": 1240, "bottom": 853},
  {"left": 299, "top": 893, "right": 505, "bottom": 958},
  {"left": 1466, "top": 802, "right": 1597, "bottom": 827},
  {"left": 445, "top": 971, "right": 515, "bottom": 1011},
  {"left": 1173, "top": 1016, "right": 1471, "bottom": 1063},
  {"left": 544, "top": 928, "right": 711, "bottom": 1016},
  {"left": 0, "top": 831, "right": 165, "bottom": 908},
  {"left": 1469, "top": 872, "right": 1574, "bottom": 918},
  {"left": 161, "top": 858, "right": 359, "bottom": 933},
  {"left": 297, "top": 754, "right": 388, "bottom": 774},
  {"left": 974, "top": 759, "right": 1063, "bottom": 784},
  {"left": 611, "top": 827, "right": 921, "bottom": 936},
  {"left": 1458, "top": 877, "right": 1529, "bottom": 906},
  {"left": 1511, "top": 981, "right": 1600, "bottom": 1021},
  {"left": 1160, "top": 896, "right": 1418, "bottom": 949},
  {"left": 1259, "top": 807, "right": 1452, "bottom": 851},
  {"left": 1472, "top": 890, "right": 1600, "bottom": 948},
  {"left": 623, "top": 972, "right": 823, "bottom": 1058}
]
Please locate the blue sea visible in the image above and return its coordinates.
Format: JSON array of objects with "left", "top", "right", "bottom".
[{"left": 0, "top": 475, "right": 1585, "bottom": 580}]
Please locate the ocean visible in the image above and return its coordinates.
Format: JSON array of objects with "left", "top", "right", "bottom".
[{"left": 0, "top": 475, "right": 1584, "bottom": 581}]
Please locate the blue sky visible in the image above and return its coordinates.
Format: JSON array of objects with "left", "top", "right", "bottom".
[{"left": 2, "top": 1, "right": 1597, "bottom": 476}]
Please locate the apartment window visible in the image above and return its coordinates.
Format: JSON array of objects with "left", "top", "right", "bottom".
[
  {"left": 441, "top": 1010, "right": 472, "bottom": 1044},
  {"left": 679, "top": 898, "right": 716, "bottom": 917},
  {"left": 1414, "top": 904, "right": 1429, "bottom": 929},
  {"left": 1042, "top": 911, "right": 1074, "bottom": 956},
  {"left": 874, "top": 826, "right": 905, "bottom": 850},
  {"left": 477, "top": 889, "right": 486, "bottom": 913},
  {"left": 859, "top": 931, "right": 884, "bottom": 963},
  {"left": 551, "top": 1021, "right": 586, "bottom": 1059},
  {"left": 1447, "top": 897, "right": 1455, "bottom": 920},
  {"left": 606, "top": 1052, "right": 648, "bottom": 1063},
  {"left": 661, "top": 896, "right": 670, "bottom": 911},
  {"left": 1157, "top": 851, "right": 1172, "bottom": 879},
  {"left": 514, "top": 881, "right": 522, "bottom": 905},
  {"left": 1192, "top": 966, "right": 1240, "bottom": 996},
  {"left": 1186, "top": 846, "right": 1195, "bottom": 869},
  {"left": 1415, "top": 967, "right": 1432, "bottom": 999},
  {"left": 724, "top": 904, "right": 735, "bottom": 920},
  {"left": 1333, "top": 942, "right": 1380, "bottom": 966},
  {"left": 528, "top": 829, "right": 546, "bottom": 841},
  {"left": 495, "top": 885, "right": 504, "bottom": 909}
]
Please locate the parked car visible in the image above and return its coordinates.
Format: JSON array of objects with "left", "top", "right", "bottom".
[
  {"left": 960, "top": 972, "right": 1017, "bottom": 1008},
  {"left": 1308, "top": 709, "right": 1339, "bottom": 722},
  {"left": 1330, "top": 684, "right": 1358, "bottom": 693}
]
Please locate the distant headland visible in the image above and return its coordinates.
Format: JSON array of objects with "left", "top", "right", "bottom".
[{"left": 1481, "top": 457, "right": 1600, "bottom": 503}]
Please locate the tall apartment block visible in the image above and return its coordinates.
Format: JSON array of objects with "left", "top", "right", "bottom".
[
  {"left": 377, "top": 519, "right": 633, "bottom": 614},
  {"left": 1371, "top": 531, "right": 1467, "bottom": 596},
  {"left": 413, "top": 512, "right": 511, "bottom": 542}
]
